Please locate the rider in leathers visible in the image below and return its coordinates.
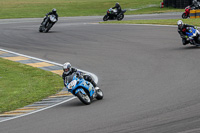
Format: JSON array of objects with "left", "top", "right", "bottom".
[
  {"left": 112, "top": 2, "right": 122, "bottom": 15},
  {"left": 41, "top": 8, "right": 58, "bottom": 26},
  {"left": 177, "top": 20, "right": 196, "bottom": 45},
  {"left": 190, "top": 0, "right": 200, "bottom": 9},
  {"left": 62, "top": 62, "right": 99, "bottom": 92}
]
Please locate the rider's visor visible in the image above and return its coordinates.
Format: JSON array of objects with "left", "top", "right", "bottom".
[{"left": 64, "top": 68, "right": 69, "bottom": 72}]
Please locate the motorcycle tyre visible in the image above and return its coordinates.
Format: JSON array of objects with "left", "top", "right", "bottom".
[
  {"left": 182, "top": 13, "right": 188, "bottom": 19},
  {"left": 196, "top": 36, "right": 200, "bottom": 44},
  {"left": 76, "top": 91, "right": 91, "bottom": 105},
  {"left": 96, "top": 89, "right": 104, "bottom": 100},
  {"left": 45, "top": 23, "right": 53, "bottom": 33},
  {"left": 117, "top": 14, "right": 124, "bottom": 21},
  {"left": 103, "top": 15, "right": 109, "bottom": 21},
  {"left": 39, "top": 26, "right": 43, "bottom": 32}
]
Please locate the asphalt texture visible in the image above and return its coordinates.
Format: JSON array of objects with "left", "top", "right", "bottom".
[{"left": 1, "top": 13, "right": 200, "bottom": 133}]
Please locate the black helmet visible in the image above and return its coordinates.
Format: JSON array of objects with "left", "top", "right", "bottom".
[
  {"left": 115, "top": 2, "right": 120, "bottom": 7},
  {"left": 52, "top": 8, "right": 57, "bottom": 13}
]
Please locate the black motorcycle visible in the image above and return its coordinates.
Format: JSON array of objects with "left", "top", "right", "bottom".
[
  {"left": 39, "top": 15, "right": 57, "bottom": 33},
  {"left": 103, "top": 8, "right": 126, "bottom": 21}
]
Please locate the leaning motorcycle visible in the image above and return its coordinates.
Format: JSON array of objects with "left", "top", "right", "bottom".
[
  {"left": 103, "top": 8, "right": 126, "bottom": 21},
  {"left": 182, "top": 6, "right": 191, "bottom": 19},
  {"left": 39, "top": 15, "right": 57, "bottom": 33},
  {"left": 185, "top": 27, "right": 200, "bottom": 46},
  {"left": 65, "top": 73, "right": 103, "bottom": 105}
]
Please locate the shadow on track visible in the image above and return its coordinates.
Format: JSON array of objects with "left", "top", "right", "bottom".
[
  {"left": 172, "top": 46, "right": 200, "bottom": 50},
  {"left": 64, "top": 99, "right": 100, "bottom": 107},
  {"left": 38, "top": 31, "right": 61, "bottom": 33}
]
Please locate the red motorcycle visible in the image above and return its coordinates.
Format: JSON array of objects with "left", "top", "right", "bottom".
[{"left": 182, "top": 6, "right": 191, "bottom": 19}]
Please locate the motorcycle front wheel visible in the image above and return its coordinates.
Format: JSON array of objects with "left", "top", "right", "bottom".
[
  {"left": 77, "top": 91, "right": 91, "bottom": 105},
  {"left": 39, "top": 26, "right": 44, "bottom": 32},
  {"left": 197, "top": 36, "right": 200, "bottom": 43},
  {"left": 103, "top": 15, "right": 109, "bottom": 21},
  {"left": 39, "top": 27, "right": 43, "bottom": 32},
  {"left": 182, "top": 13, "right": 188, "bottom": 19}
]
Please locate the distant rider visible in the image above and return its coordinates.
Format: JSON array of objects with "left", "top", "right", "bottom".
[
  {"left": 62, "top": 62, "right": 99, "bottom": 91},
  {"left": 112, "top": 2, "right": 122, "bottom": 15},
  {"left": 190, "top": 0, "right": 200, "bottom": 9},
  {"left": 177, "top": 20, "right": 196, "bottom": 45},
  {"left": 41, "top": 8, "right": 58, "bottom": 26}
]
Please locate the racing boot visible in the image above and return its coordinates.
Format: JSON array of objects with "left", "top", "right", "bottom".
[{"left": 182, "top": 38, "right": 189, "bottom": 45}]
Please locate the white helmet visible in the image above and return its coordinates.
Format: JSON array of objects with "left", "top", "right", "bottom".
[
  {"left": 177, "top": 20, "right": 183, "bottom": 28},
  {"left": 193, "top": 0, "right": 197, "bottom": 4},
  {"left": 63, "top": 62, "right": 71, "bottom": 75}
]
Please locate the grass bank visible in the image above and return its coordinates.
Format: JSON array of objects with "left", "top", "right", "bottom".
[
  {"left": 0, "top": 0, "right": 183, "bottom": 19},
  {"left": 0, "top": 58, "right": 63, "bottom": 113},
  {"left": 101, "top": 18, "right": 200, "bottom": 27}
]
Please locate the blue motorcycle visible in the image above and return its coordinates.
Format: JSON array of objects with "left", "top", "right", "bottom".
[
  {"left": 65, "top": 73, "right": 103, "bottom": 105},
  {"left": 185, "top": 27, "right": 200, "bottom": 46}
]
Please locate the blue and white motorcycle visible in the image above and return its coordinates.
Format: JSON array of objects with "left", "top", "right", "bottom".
[
  {"left": 65, "top": 73, "right": 103, "bottom": 105},
  {"left": 186, "top": 27, "right": 200, "bottom": 46}
]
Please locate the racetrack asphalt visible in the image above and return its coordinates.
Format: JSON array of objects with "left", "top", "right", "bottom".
[{"left": 1, "top": 13, "right": 200, "bottom": 133}]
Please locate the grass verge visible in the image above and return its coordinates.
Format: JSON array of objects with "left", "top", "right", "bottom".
[
  {"left": 0, "top": 0, "right": 183, "bottom": 19},
  {"left": 126, "top": 7, "right": 183, "bottom": 15},
  {"left": 101, "top": 18, "right": 200, "bottom": 27},
  {"left": 0, "top": 58, "right": 63, "bottom": 113}
]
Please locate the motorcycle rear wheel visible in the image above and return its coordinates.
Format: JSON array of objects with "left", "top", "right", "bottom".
[
  {"left": 117, "top": 14, "right": 124, "bottom": 21},
  {"left": 77, "top": 91, "right": 91, "bottom": 105}
]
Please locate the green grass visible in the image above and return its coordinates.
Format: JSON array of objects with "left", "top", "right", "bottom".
[
  {"left": 0, "top": 58, "right": 63, "bottom": 113},
  {"left": 101, "top": 18, "right": 200, "bottom": 27},
  {"left": 126, "top": 7, "right": 183, "bottom": 15},
  {"left": 0, "top": 0, "right": 183, "bottom": 19}
]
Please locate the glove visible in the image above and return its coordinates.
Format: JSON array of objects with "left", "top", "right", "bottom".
[
  {"left": 76, "top": 72, "right": 83, "bottom": 79},
  {"left": 181, "top": 36, "right": 187, "bottom": 39}
]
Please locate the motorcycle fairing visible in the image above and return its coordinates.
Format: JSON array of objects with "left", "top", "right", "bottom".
[{"left": 67, "top": 75, "right": 95, "bottom": 97}]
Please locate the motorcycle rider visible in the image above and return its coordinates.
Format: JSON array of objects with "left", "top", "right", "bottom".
[
  {"left": 190, "top": 0, "right": 200, "bottom": 9},
  {"left": 177, "top": 20, "right": 196, "bottom": 45},
  {"left": 62, "top": 62, "right": 99, "bottom": 92},
  {"left": 112, "top": 2, "right": 122, "bottom": 15},
  {"left": 41, "top": 8, "right": 58, "bottom": 26}
]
